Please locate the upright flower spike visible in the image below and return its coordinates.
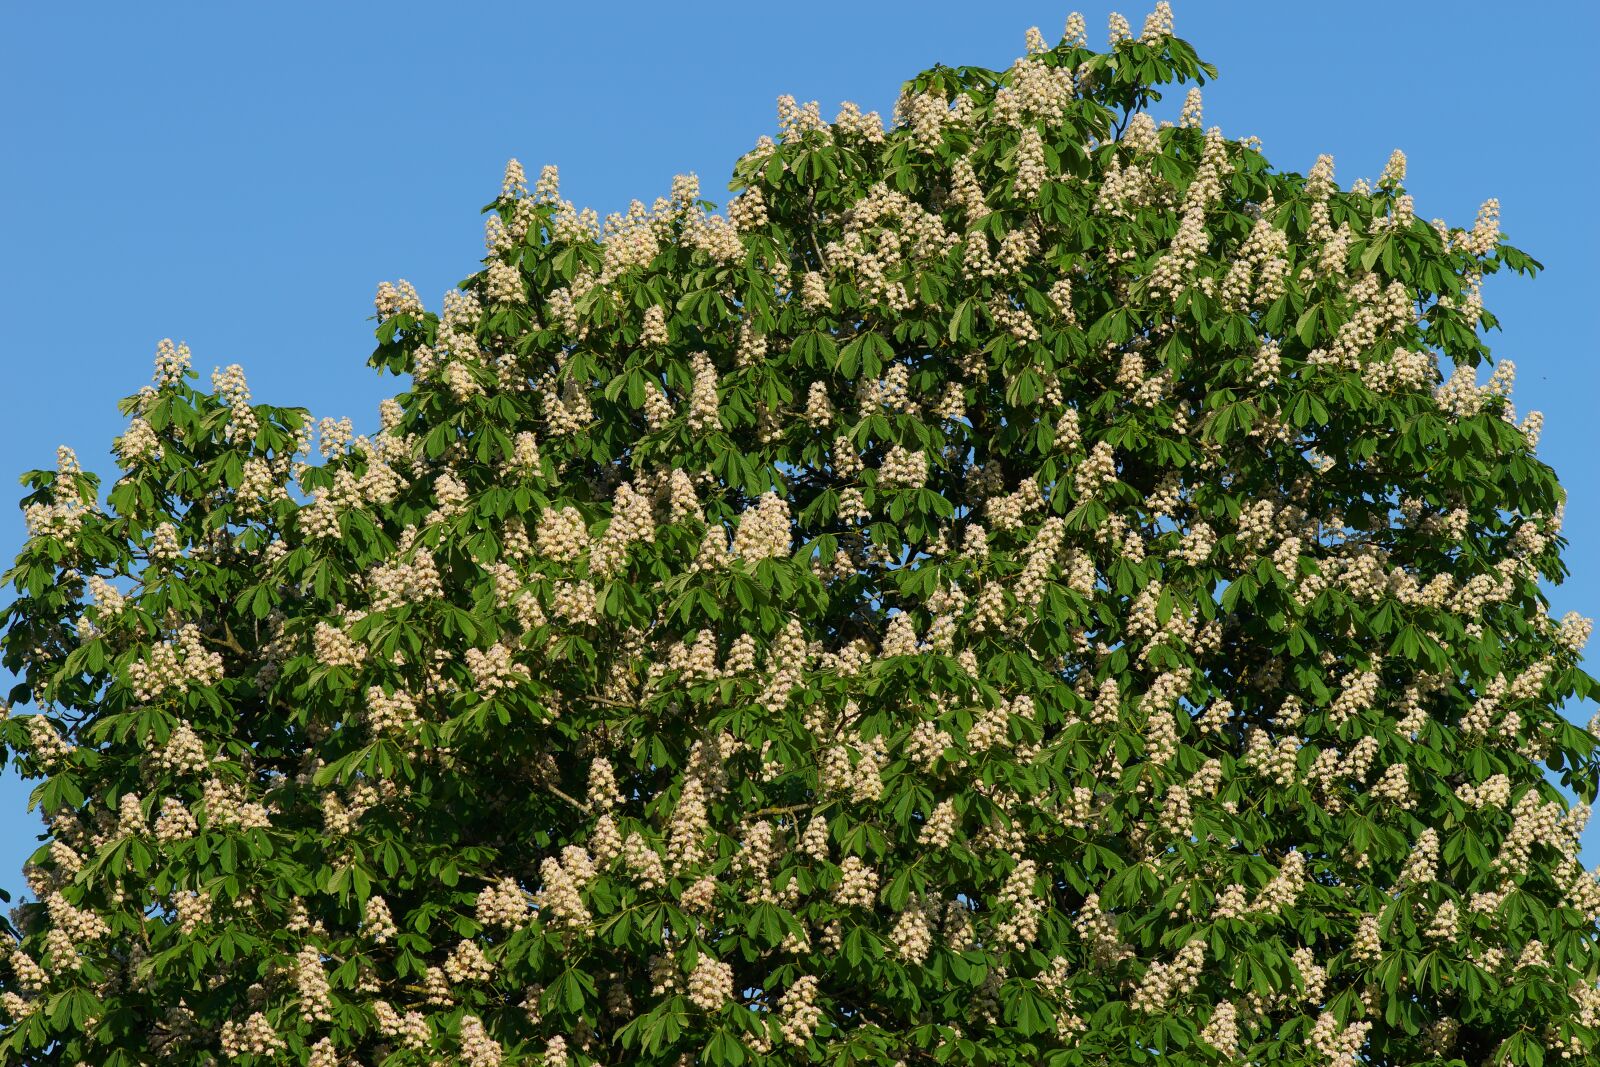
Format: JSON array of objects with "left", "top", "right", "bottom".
[{"left": 1, "top": 10, "right": 1593, "bottom": 1067}]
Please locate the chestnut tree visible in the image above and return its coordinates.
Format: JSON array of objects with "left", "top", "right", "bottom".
[{"left": 4, "top": 5, "right": 1598, "bottom": 1065}]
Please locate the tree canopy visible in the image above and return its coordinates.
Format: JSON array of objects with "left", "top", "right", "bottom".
[{"left": 3, "top": 5, "right": 1598, "bottom": 1065}]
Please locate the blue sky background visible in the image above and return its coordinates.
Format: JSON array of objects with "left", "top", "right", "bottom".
[{"left": 0, "top": 0, "right": 1596, "bottom": 902}]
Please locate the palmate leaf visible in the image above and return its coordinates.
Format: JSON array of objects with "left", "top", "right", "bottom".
[{"left": 1, "top": 6, "right": 1597, "bottom": 1067}]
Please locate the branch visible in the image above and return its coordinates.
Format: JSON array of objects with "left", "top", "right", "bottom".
[
  {"left": 747, "top": 802, "right": 813, "bottom": 818},
  {"left": 218, "top": 621, "right": 248, "bottom": 657},
  {"left": 544, "top": 782, "right": 592, "bottom": 815},
  {"left": 806, "top": 188, "right": 828, "bottom": 271}
]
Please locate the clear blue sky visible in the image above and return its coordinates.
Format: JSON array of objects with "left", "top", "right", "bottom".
[{"left": 1, "top": 0, "right": 1596, "bottom": 902}]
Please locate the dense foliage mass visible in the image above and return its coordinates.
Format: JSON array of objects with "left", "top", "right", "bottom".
[{"left": 3, "top": 5, "right": 1598, "bottom": 1065}]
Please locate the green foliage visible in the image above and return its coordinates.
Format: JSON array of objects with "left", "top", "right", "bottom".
[{"left": 2, "top": 6, "right": 1597, "bottom": 1066}]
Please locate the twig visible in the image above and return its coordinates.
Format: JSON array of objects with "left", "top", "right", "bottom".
[{"left": 545, "top": 782, "right": 592, "bottom": 815}]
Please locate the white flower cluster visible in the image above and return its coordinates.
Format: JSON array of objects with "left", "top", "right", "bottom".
[
  {"left": 987, "top": 295, "right": 1039, "bottom": 342},
  {"left": 200, "top": 776, "right": 271, "bottom": 830},
  {"left": 294, "top": 946, "right": 333, "bottom": 1023},
  {"left": 919, "top": 798, "right": 959, "bottom": 848},
  {"left": 1147, "top": 128, "right": 1230, "bottom": 299},
  {"left": 465, "top": 642, "right": 530, "bottom": 696},
  {"left": 687, "top": 351, "right": 721, "bottom": 432},
  {"left": 1073, "top": 441, "right": 1118, "bottom": 498},
  {"left": 476, "top": 877, "right": 530, "bottom": 929},
  {"left": 686, "top": 954, "right": 733, "bottom": 1012},
  {"left": 312, "top": 620, "right": 366, "bottom": 669},
  {"left": 152, "top": 337, "right": 192, "bottom": 387},
  {"left": 878, "top": 443, "right": 929, "bottom": 489},
  {"left": 684, "top": 213, "right": 744, "bottom": 264},
  {"left": 1459, "top": 197, "right": 1501, "bottom": 257},
  {"left": 460, "top": 1014, "right": 503, "bottom": 1067},
  {"left": 623, "top": 832, "right": 667, "bottom": 889},
  {"left": 1129, "top": 937, "right": 1205, "bottom": 1012},
  {"left": 147, "top": 521, "right": 182, "bottom": 563},
  {"left": 536, "top": 505, "right": 590, "bottom": 561},
  {"left": 1140, "top": 1, "right": 1173, "bottom": 43},
  {"left": 365, "top": 686, "right": 421, "bottom": 734},
  {"left": 906, "top": 720, "right": 955, "bottom": 770},
  {"left": 374, "top": 999, "right": 430, "bottom": 1049},
  {"left": 891, "top": 900, "right": 935, "bottom": 964},
  {"left": 113, "top": 416, "right": 161, "bottom": 467},
  {"left": 23, "top": 714, "right": 75, "bottom": 772},
  {"left": 732, "top": 492, "right": 792, "bottom": 561},
  {"left": 1199, "top": 1001, "right": 1237, "bottom": 1055},
  {"left": 995, "top": 51, "right": 1076, "bottom": 130},
  {"left": 375, "top": 279, "right": 425, "bottom": 321},
  {"left": 1013, "top": 126, "right": 1048, "bottom": 201},
  {"left": 535, "top": 847, "right": 596, "bottom": 927},
  {"left": 1494, "top": 790, "right": 1572, "bottom": 877},
  {"left": 1327, "top": 667, "right": 1380, "bottom": 726},
  {"left": 728, "top": 186, "right": 768, "bottom": 231},
  {"left": 308, "top": 1037, "right": 339, "bottom": 1067},
  {"left": 993, "top": 859, "right": 1043, "bottom": 950},
  {"left": 800, "top": 270, "right": 831, "bottom": 310},
  {"left": 445, "top": 938, "right": 494, "bottom": 983},
  {"left": 484, "top": 260, "right": 524, "bottom": 305},
  {"left": 220, "top": 1012, "right": 285, "bottom": 1060},
  {"left": 1369, "top": 763, "right": 1414, "bottom": 808},
  {"left": 1398, "top": 827, "right": 1439, "bottom": 886},
  {"left": 640, "top": 305, "right": 670, "bottom": 348},
  {"left": 153, "top": 797, "right": 198, "bottom": 843},
  {"left": 363, "top": 895, "right": 398, "bottom": 943},
  {"left": 552, "top": 580, "right": 600, "bottom": 626},
  {"left": 128, "top": 625, "right": 223, "bottom": 702},
  {"left": 1309, "top": 1012, "right": 1371, "bottom": 1067},
  {"left": 833, "top": 855, "right": 879, "bottom": 907},
  {"left": 212, "top": 364, "right": 260, "bottom": 444},
  {"left": 590, "top": 481, "right": 655, "bottom": 576},
  {"left": 778, "top": 974, "right": 823, "bottom": 1047}
]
